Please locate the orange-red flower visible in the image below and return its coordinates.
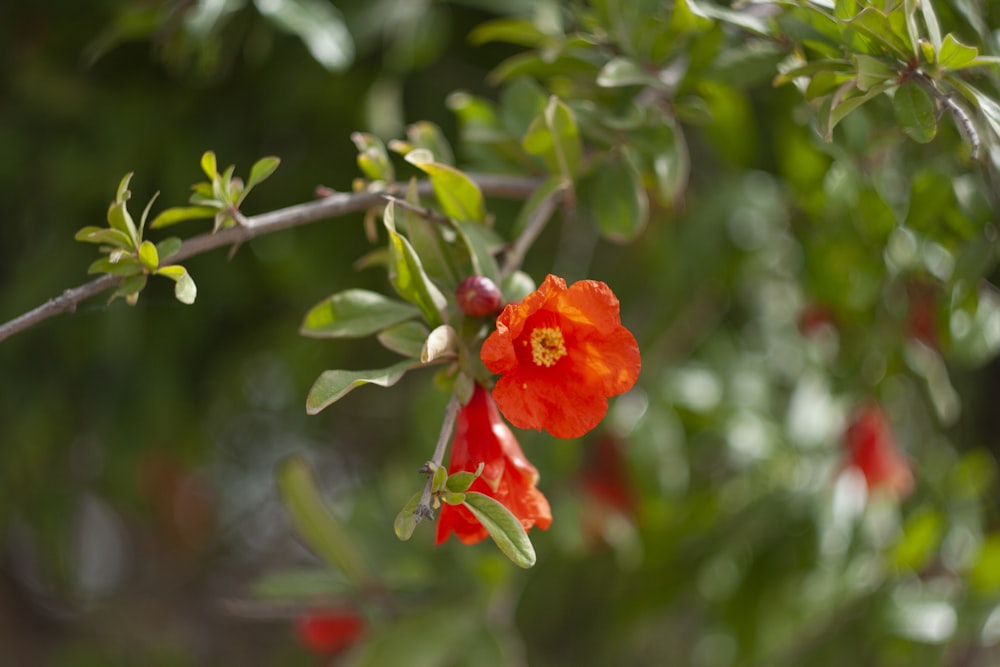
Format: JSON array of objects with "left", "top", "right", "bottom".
[
  {"left": 844, "top": 402, "right": 914, "bottom": 500},
  {"left": 480, "top": 274, "right": 641, "bottom": 439},
  {"left": 435, "top": 384, "right": 552, "bottom": 545}
]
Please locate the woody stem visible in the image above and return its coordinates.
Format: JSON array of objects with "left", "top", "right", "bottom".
[{"left": 415, "top": 393, "right": 461, "bottom": 522}]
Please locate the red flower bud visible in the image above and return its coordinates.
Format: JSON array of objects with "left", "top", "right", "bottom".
[
  {"left": 296, "top": 610, "right": 365, "bottom": 655},
  {"left": 456, "top": 275, "right": 502, "bottom": 317}
]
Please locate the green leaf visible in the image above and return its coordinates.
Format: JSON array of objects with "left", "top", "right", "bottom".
[
  {"left": 469, "top": 18, "right": 549, "bottom": 47},
  {"left": 463, "top": 492, "right": 536, "bottom": 568},
  {"left": 246, "top": 156, "right": 280, "bottom": 191},
  {"left": 584, "top": 156, "right": 649, "bottom": 243},
  {"left": 352, "top": 132, "right": 395, "bottom": 182},
  {"left": 854, "top": 54, "right": 895, "bottom": 92},
  {"left": 383, "top": 202, "right": 448, "bottom": 327},
  {"left": 596, "top": 56, "right": 660, "bottom": 88},
  {"left": 300, "top": 289, "right": 421, "bottom": 339},
  {"left": 451, "top": 219, "right": 501, "bottom": 285},
  {"left": 110, "top": 274, "right": 147, "bottom": 304},
  {"left": 445, "top": 464, "right": 482, "bottom": 493},
  {"left": 157, "top": 265, "right": 197, "bottom": 304},
  {"left": 893, "top": 82, "right": 938, "bottom": 143},
  {"left": 404, "top": 150, "right": 486, "bottom": 223},
  {"left": 849, "top": 7, "right": 912, "bottom": 59},
  {"left": 88, "top": 256, "right": 144, "bottom": 277},
  {"left": 256, "top": 0, "right": 354, "bottom": 71},
  {"left": 407, "top": 121, "right": 454, "bottom": 165},
  {"left": 891, "top": 507, "right": 944, "bottom": 571},
  {"left": 501, "top": 270, "right": 536, "bottom": 304},
  {"left": 156, "top": 237, "right": 182, "bottom": 260},
  {"left": 137, "top": 240, "right": 159, "bottom": 271},
  {"left": 200, "top": 151, "right": 218, "bottom": 180},
  {"left": 276, "top": 455, "right": 371, "bottom": 585},
  {"left": 686, "top": 0, "right": 772, "bottom": 34},
  {"left": 393, "top": 491, "right": 424, "bottom": 541},
  {"left": 918, "top": 0, "right": 942, "bottom": 51},
  {"left": 377, "top": 320, "right": 430, "bottom": 358},
  {"left": 74, "top": 226, "right": 133, "bottom": 249},
  {"left": 937, "top": 33, "right": 979, "bottom": 70},
  {"left": 970, "top": 534, "right": 1000, "bottom": 593},
  {"left": 398, "top": 179, "right": 459, "bottom": 288},
  {"left": 431, "top": 464, "right": 449, "bottom": 494},
  {"left": 306, "top": 360, "right": 413, "bottom": 415},
  {"left": 522, "top": 96, "right": 582, "bottom": 181},
  {"left": 251, "top": 568, "right": 352, "bottom": 601}
]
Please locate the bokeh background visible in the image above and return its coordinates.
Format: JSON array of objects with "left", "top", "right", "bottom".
[{"left": 3, "top": 1, "right": 1000, "bottom": 665}]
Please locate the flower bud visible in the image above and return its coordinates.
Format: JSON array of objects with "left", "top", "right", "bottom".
[{"left": 456, "top": 275, "right": 502, "bottom": 317}]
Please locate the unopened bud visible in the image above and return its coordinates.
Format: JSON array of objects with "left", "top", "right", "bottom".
[{"left": 456, "top": 275, "right": 502, "bottom": 317}]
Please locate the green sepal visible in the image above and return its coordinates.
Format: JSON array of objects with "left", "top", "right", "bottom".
[
  {"left": 306, "top": 360, "right": 413, "bottom": 415},
  {"left": 431, "top": 464, "right": 449, "bottom": 494},
  {"left": 445, "top": 463, "right": 483, "bottom": 493},
  {"left": 463, "top": 492, "right": 536, "bottom": 568},
  {"left": 300, "top": 288, "right": 421, "bottom": 339}
]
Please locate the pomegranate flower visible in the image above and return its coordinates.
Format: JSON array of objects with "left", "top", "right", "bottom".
[
  {"left": 480, "top": 274, "right": 641, "bottom": 439},
  {"left": 436, "top": 384, "right": 552, "bottom": 545},
  {"left": 844, "top": 402, "right": 914, "bottom": 501}
]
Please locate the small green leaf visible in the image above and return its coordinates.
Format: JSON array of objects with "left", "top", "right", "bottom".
[
  {"left": 522, "top": 96, "right": 581, "bottom": 180},
  {"left": 854, "top": 54, "right": 896, "bottom": 92},
  {"left": 850, "top": 7, "right": 912, "bottom": 59},
  {"left": 377, "top": 321, "right": 430, "bottom": 358},
  {"left": 156, "top": 237, "right": 182, "bottom": 260},
  {"left": 201, "top": 151, "right": 218, "bottom": 180},
  {"left": 351, "top": 132, "right": 394, "bottom": 182},
  {"left": 394, "top": 491, "right": 424, "bottom": 541},
  {"left": 407, "top": 121, "right": 454, "bottom": 165},
  {"left": 891, "top": 507, "right": 944, "bottom": 571},
  {"left": 88, "top": 256, "right": 144, "bottom": 277},
  {"left": 893, "top": 82, "right": 938, "bottom": 143},
  {"left": 383, "top": 202, "right": 448, "bottom": 327},
  {"left": 306, "top": 360, "right": 413, "bottom": 414},
  {"left": 137, "top": 240, "right": 159, "bottom": 271},
  {"left": 149, "top": 205, "right": 220, "bottom": 229},
  {"left": 246, "top": 156, "right": 280, "bottom": 191},
  {"left": 74, "top": 227, "right": 133, "bottom": 248},
  {"left": 970, "top": 534, "right": 1000, "bottom": 593},
  {"left": 596, "top": 57, "right": 660, "bottom": 88},
  {"left": 937, "top": 33, "right": 979, "bottom": 70},
  {"left": 157, "top": 265, "right": 197, "bottom": 304},
  {"left": 450, "top": 219, "right": 501, "bottom": 285},
  {"left": 110, "top": 274, "right": 147, "bottom": 304},
  {"left": 277, "top": 455, "right": 372, "bottom": 585},
  {"left": 300, "top": 289, "right": 421, "bottom": 339},
  {"left": 463, "top": 492, "right": 536, "bottom": 568},
  {"left": 584, "top": 156, "right": 649, "bottom": 243},
  {"left": 405, "top": 150, "right": 486, "bottom": 223}
]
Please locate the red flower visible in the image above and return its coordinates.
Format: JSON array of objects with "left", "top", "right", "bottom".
[
  {"left": 480, "top": 274, "right": 641, "bottom": 439},
  {"left": 435, "top": 384, "right": 552, "bottom": 545},
  {"left": 844, "top": 402, "right": 914, "bottom": 500},
  {"left": 296, "top": 609, "right": 365, "bottom": 655}
]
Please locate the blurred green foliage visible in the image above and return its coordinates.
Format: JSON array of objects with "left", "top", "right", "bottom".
[{"left": 3, "top": 0, "right": 1000, "bottom": 665}]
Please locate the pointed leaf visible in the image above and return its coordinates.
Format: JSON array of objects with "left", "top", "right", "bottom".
[
  {"left": 74, "top": 227, "right": 133, "bottom": 248},
  {"left": 306, "top": 360, "right": 413, "bottom": 414},
  {"left": 463, "top": 492, "right": 536, "bottom": 568},
  {"left": 377, "top": 320, "right": 430, "bottom": 358},
  {"left": 894, "top": 82, "right": 938, "bottom": 143},
  {"left": 246, "top": 156, "right": 280, "bottom": 191},
  {"left": 277, "top": 455, "right": 371, "bottom": 585},
  {"left": 937, "top": 33, "right": 979, "bottom": 70},
  {"left": 157, "top": 265, "right": 197, "bottom": 304},
  {"left": 137, "top": 240, "right": 159, "bottom": 271},
  {"left": 405, "top": 150, "right": 486, "bottom": 222},
  {"left": 383, "top": 202, "right": 448, "bottom": 327},
  {"left": 301, "top": 289, "right": 421, "bottom": 338}
]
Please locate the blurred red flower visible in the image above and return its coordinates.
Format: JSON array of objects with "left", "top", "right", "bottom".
[
  {"left": 436, "top": 384, "right": 552, "bottom": 545},
  {"left": 296, "top": 609, "right": 365, "bottom": 655},
  {"left": 580, "top": 433, "right": 637, "bottom": 548},
  {"left": 844, "top": 402, "right": 914, "bottom": 500},
  {"left": 480, "top": 274, "right": 641, "bottom": 439}
]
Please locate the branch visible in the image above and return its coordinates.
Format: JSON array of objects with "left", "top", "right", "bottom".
[
  {"left": 0, "top": 174, "right": 542, "bottom": 344},
  {"left": 415, "top": 393, "right": 462, "bottom": 522}
]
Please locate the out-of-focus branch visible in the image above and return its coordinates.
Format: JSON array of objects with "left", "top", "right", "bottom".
[{"left": 0, "top": 174, "right": 542, "bottom": 344}]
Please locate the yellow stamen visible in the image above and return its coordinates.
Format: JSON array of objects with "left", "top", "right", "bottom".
[{"left": 530, "top": 327, "right": 567, "bottom": 367}]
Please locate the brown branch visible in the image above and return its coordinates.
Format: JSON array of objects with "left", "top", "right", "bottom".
[{"left": 0, "top": 174, "right": 542, "bottom": 344}]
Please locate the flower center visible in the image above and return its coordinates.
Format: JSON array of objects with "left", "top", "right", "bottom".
[{"left": 529, "top": 326, "right": 567, "bottom": 367}]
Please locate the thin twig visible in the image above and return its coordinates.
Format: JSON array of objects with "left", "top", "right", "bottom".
[
  {"left": 500, "top": 181, "right": 569, "bottom": 279},
  {"left": 0, "top": 174, "right": 541, "bottom": 344},
  {"left": 415, "top": 393, "right": 462, "bottom": 522}
]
